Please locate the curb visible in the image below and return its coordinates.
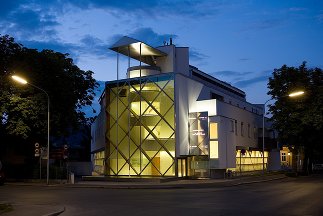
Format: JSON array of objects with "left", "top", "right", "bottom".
[
  {"left": 61, "top": 175, "right": 288, "bottom": 189},
  {"left": 42, "top": 207, "right": 65, "bottom": 216},
  {"left": 4, "top": 175, "right": 287, "bottom": 190}
]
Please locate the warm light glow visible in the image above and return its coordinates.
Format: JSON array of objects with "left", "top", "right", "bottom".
[
  {"left": 288, "top": 91, "right": 304, "bottom": 97},
  {"left": 210, "top": 141, "right": 219, "bottom": 158},
  {"left": 210, "top": 122, "right": 218, "bottom": 139},
  {"left": 12, "top": 75, "right": 28, "bottom": 84}
]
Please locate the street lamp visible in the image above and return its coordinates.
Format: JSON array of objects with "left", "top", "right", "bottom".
[
  {"left": 262, "top": 90, "right": 304, "bottom": 175},
  {"left": 12, "top": 75, "right": 50, "bottom": 185}
]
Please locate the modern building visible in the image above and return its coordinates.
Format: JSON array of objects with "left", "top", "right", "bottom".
[{"left": 91, "top": 36, "right": 277, "bottom": 178}]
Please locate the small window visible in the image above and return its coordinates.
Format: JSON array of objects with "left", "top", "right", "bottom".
[
  {"left": 230, "top": 120, "right": 234, "bottom": 132},
  {"left": 235, "top": 120, "right": 237, "bottom": 136},
  {"left": 210, "top": 141, "right": 219, "bottom": 158},
  {"left": 248, "top": 124, "right": 251, "bottom": 138},
  {"left": 241, "top": 122, "right": 244, "bottom": 136},
  {"left": 281, "top": 152, "right": 286, "bottom": 162},
  {"left": 253, "top": 125, "right": 257, "bottom": 139},
  {"left": 210, "top": 122, "right": 218, "bottom": 139}
]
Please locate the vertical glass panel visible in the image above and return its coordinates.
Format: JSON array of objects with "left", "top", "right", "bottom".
[
  {"left": 189, "top": 112, "right": 209, "bottom": 155},
  {"left": 159, "top": 151, "right": 174, "bottom": 175},
  {"left": 210, "top": 122, "right": 218, "bottom": 139},
  {"left": 210, "top": 141, "right": 219, "bottom": 158},
  {"left": 178, "top": 159, "right": 182, "bottom": 177}
]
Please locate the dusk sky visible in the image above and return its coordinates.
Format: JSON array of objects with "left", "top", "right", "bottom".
[{"left": 1, "top": 0, "right": 322, "bottom": 105}]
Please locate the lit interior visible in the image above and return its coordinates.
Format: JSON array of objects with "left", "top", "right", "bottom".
[
  {"left": 210, "top": 141, "right": 219, "bottom": 158},
  {"left": 235, "top": 150, "right": 268, "bottom": 172},
  {"left": 105, "top": 74, "right": 175, "bottom": 176}
]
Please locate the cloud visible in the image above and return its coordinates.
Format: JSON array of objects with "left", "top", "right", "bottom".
[
  {"left": 0, "top": 0, "right": 25, "bottom": 18},
  {"left": 129, "top": 27, "right": 177, "bottom": 47},
  {"left": 65, "top": 0, "right": 221, "bottom": 18},
  {"left": 209, "top": 70, "right": 272, "bottom": 88},
  {"left": 210, "top": 70, "right": 253, "bottom": 78},
  {"left": 21, "top": 39, "right": 77, "bottom": 54},
  {"left": 288, "top": 7, "right": 307, "bottom": 12},
  {"left": 244, "top": 19, "right": 285, "bottom": 31},
  {"left": 234, "top": 75, "right": 269, "bottom": 88},
  {"left": 317, "top": 11, "right": 323, "bottom": 22},
  {"left": 0, "top": 3, "right": 59, "bottom": 40},
  {"left": 189, "top": 49, "right": 209, "bottom": 62},
  {"left": 79, "top": 35, "right": 111, "bottom": 58}
]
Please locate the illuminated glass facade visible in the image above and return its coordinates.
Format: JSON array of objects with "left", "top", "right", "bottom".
[{"left": 105, "top": 73, "right": 175, "bottom": 176}]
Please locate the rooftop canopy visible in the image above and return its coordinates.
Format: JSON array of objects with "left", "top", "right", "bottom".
[{"left": 110, "top": 36, "right": 167, "bottom": 65}]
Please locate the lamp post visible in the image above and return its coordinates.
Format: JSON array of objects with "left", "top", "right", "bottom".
[
  {"left": 12, "top": 75, "right": 50, "bottom": 185},
  {"left": 262, "top": 91, "right": 304, "bottom": 175}
]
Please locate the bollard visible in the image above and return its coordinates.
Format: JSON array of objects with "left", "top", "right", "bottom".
[{"left": 70, "top": 172, "right": 75, "bottom": 184}]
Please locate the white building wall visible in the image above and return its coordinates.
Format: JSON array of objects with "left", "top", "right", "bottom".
[
  {"left": 156, "top": 45, "right": 175, "bottom": 73},
  {"left": 175, "top": 73, "right": 203, "bottom": 156},
  {"left": 216, "top": 100, "right": 261, "bottom": 149},
  {"left": 209, "top": 116, "right": 237, "bottom": 169}
]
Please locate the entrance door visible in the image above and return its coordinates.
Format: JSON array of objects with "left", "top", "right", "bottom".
[{"left": 177, "top": 158, "right": 187, "bottom": 177}]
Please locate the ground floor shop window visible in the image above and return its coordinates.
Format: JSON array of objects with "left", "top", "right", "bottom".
[{"left": 235, "top": 150, "right": 268, "bottom": 172}]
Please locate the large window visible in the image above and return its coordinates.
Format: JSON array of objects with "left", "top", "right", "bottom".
[
  {"left": 209, "top": 122, "right": 219, "bottom": 159},
  {"left": 93, "top": 151, "right": 105, "bottom": 175},
  {"left": 235, "top": 150, "right": 268, "bottom": 172},
  {"left": 105, "top": 74, "right": 175, "bottom": 176},
  {"left": 210, "top": 141, "right": 219, "bottom": 159}
]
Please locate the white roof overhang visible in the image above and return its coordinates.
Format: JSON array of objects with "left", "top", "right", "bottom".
[{"left": 110, "top": 36, "right": 167, "bottom": 65}]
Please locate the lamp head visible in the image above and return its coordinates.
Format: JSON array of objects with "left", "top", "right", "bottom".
[
  {"left": 288, "top": 91, "right": 304, "bottom": 97},
  {"left": 12, "top": 75, "right": 28, "bottom": 85}
]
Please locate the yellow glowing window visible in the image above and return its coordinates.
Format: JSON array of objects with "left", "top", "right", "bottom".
[
  {"left": 210, "top": 141, "right": 219, "bottom": 158},
  {"left": 131, "top": 101, "right": 160, "bottom": 116},
  {"left": 145, "top": 126, "right": 161, "bottom": 139},
  {"left": 210, "top": 122, "right": 218, "bottom": 139},
  {"left": 130, "top": 85, "right": 158, "bottom": 92}
]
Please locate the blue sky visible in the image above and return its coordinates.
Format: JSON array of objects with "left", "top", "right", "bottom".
[{"left": 1, "top": 0, "right": 322, "bottom": 105}]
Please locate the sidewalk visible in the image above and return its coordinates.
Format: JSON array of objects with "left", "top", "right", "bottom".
[
  {"left": 5, "top": 172, "right": 287, "bottom": 189},
  {"left": 74, "top": 173, "right": 287, "bottom": 189}
]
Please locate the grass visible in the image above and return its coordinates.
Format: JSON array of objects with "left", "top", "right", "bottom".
[{"left": 0, "top": 203, "right": 13, "bottom": 214}]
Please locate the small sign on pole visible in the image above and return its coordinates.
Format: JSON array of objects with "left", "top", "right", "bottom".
[{"left": 35, "top": 143, "right": 40, "bottom": 157}]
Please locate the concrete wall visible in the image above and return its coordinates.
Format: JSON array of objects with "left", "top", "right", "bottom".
[
  {"left": 156, "top": 45, "right": 175, "bottom": 73},
  {"left": 68, "top": 162, "right": 92, "bottom": 176}
]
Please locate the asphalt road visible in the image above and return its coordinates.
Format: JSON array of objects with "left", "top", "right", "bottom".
[{"left": 1, "top": 174, "right": 323, "bottom": 216}]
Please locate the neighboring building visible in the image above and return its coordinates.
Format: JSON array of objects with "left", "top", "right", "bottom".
[{"left": 91, "top": 36, "right": 276, "bottom": 178}]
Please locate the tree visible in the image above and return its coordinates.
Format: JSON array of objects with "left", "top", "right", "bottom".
[
  {"left": 267, "top": 62, "right": 323, "bottom": 173},
  {"left": 0, "top": 35, "right": 98, "bottom": 174}
]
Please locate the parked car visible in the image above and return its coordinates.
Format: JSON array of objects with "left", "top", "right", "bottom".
[{"left": 313, "top": 164, "right": 323, "bottom": 173}]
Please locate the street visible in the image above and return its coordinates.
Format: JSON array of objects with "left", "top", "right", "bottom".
[{"left": 1, "top": 174, "right": 323, "bottom": 216}]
